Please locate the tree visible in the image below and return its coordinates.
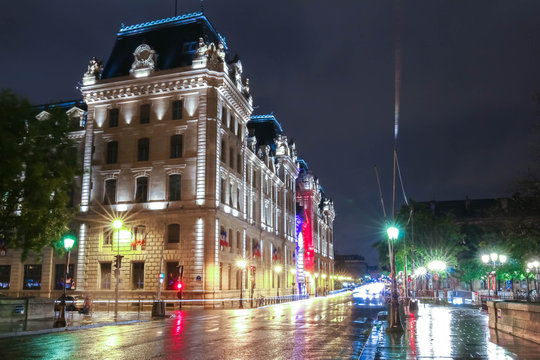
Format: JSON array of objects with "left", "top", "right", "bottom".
[{"left": 0, "top": 90, "right": 79, "bottom": 259}]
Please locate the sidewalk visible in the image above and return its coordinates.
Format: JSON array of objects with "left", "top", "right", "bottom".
[
  {"left": 0, "top": 311, "right": 152, "bottom": 338},
  {"left": 359, "top": 303, "right": 540, "bottom": 359}
]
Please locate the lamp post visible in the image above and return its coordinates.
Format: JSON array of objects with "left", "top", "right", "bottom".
[
  {"left": 527, "top": 261, "right": 539, "bottom": 293},
  {"left": 54, "top": 234, "right": 76, "bottom": 327},
  {"left": 482, "top": 253, "right": 506, "bottom": 298},
  {"left": 386, "top": 225, "right": 402, "bottom": 332},
  {"left": 113, "top": 219, "right": 123, "bottom": 319},
  {"left": 237, "top": 259, "right": 247, "bottom": 308},
  {"left": 274, "top": 265, "right": 282, "bottom": 297},
  {"left": 427, "top": 260, "right": 446, "bottom": 302},
  {"left": 290, "top": 268, "right": 296, "bottom": 295}
]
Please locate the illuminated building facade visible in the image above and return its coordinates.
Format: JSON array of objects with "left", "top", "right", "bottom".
[{"left": 0, "top": 12, "right": 335, "bottom": 300}]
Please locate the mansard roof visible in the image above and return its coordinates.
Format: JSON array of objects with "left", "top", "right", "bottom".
[
  {"left": 102, "top": 12, "right": 228, "bottom": 79},
  {"left": 247, "top": 114, "right": 284, "bottom": 151}
]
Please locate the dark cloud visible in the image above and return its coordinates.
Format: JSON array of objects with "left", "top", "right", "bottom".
[{"left": 2, "top": 0, "right": 540, "bottom": 264}]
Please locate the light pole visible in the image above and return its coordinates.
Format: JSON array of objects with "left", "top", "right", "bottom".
[
  {"left": 290, "top": 268, "right": 296, "bottom": 295},
  {"left": 482, "top": 253, "right": 506, "bottom": 297},
  {"left": 427, "top": 260, "right": 446, "bottom": 302},
  {"left": 54, "top": 234, "right": 76, "bottom": 327},
  {"left": 527, "top": 261, "right": 539, "bottom": 293},
  {"left": 113, "top": 219, "right": 123, "bottom": 319},
  {"left": 237, "top": 259, "right": 247, "bottom": 308},
  {"left": 386, "top": 225, "right": 402, "bottom": 332},
  {"left": 314, "top": 273, "right": 319, "bottom": 297},
  {"left": 274, "top": 265, "right": 282, "bottom": 297}
]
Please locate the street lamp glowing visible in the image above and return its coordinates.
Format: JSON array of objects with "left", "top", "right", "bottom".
[
  {"left": 533, "top": 260, "right": 539, "bottom": 268},
  {"left": 112, "top": 219, "right": 123, "bottom": 230},
  {"left": 314, "top": 272, "right": 319, "bottom": 278},
  {"left": 274, "top": 265, "right": 282, "bottom": 273},
  {"left": 427, "top": 260, "right": 446, "bottom": 272},
  {"left": 387, "top": 226, "right": 399, "bottom": 240},
  {"left": 490, "top": 253, "right": 498, "bottom": 262},
  {"left": 481, "top": 255, "right": 490, "bottom": 264},
  {"left": 290, "top": 269, "right": 296, "bottom": 275},
  {"left": 414, "top": 266, "right": 427, "bottom": 276},
  {"left": 62, "top": 235, "right": 76, "bottom": 251},
  {"left": 499, "top": 255, "right": 507, "bottom": 264},
  {"left": 322, "top": 274, "right": 327, "bottom": 279},
  {"left": 237, "top": 259, "right": 247, "bottom": 269}
]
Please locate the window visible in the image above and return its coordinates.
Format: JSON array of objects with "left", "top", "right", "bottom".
[
  {"left": 132, "top": 262, "right": 144, "bottom": 289},
  {"left": 106, "top": 141, "right": 118, "bottom": 164},
  {"left": 220, "top": 178, "right": 226, "bottom": 204},
  {"left": 104, "top": 179, "right": 116, "bottom": 204},
  {"left": 237, "top": 154, "right": 242, "bottom": 173},
  {"left": 229, "top": 147, "right": 234, "bottom": 169},
  {"left": 109, "top": 108, "right": 119, "bottom": 127},
  {"left": 167, "top": 224, "right": 180, "bottom": 243},
  {"left": 100, "top": 263, "right": 112, "bottom": 289},
  {"left": 221, "top": 106, "right": 227, "bottom": 124},
  {"left": 135, "top": 177, "right": 148, "bottom": 203},
  {"left": 54, "top": 264, "right": 75, "bottom": 290},
  {"left": 0, "top": 265, "right": 10, "bottom": 289},
  {"left": 165, "top": 262, "right": 179, "bottom": 290},
  {"left": 103, "top": 230, "right": 113, "bottom": 245},
  {"left": 169, "top": 174, "right": 181, "bottom": 201},
  {"left": 23, "top": 264, "right": 42, "bottom": 290},
  {"left": 140, "top": 104, "right": 150, "bottom": 124},
  {"left": 137, "top": 138, "right": 149, "bottom": 161},
  {"left": 221, "top": 141, "right": 226, "bottom": 162},
  {"left": 170, "top": 135, "right": 183, "bottom": 158},
  {"left": 172, "top": 100, "right": 183, "bottom": 120}
]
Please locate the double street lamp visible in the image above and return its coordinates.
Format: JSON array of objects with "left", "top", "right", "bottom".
[
  {"left": 113, "top": 219, "right": 123, "bottom": 319},
  {"left": 482, "top": 252, "right": 507, "bottom": 297},
  {"left": 54, "top": 234, "right": 76, "bottom": 327}
]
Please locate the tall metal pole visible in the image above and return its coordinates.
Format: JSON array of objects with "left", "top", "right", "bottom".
[
  {"left": 115, "top": 229, "right": 120, "bottom": 319},
  {"left": 239, "top": 269, "right": 243, "bottom": 308}
]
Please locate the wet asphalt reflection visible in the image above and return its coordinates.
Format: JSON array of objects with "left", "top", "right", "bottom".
[{"left": 0, "top": 294, "right": 384, "bottom": 360}]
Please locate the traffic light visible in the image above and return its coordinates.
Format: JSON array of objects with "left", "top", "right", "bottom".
[{"left": 114, "top": 255, "right": 124, "bottom": 269}]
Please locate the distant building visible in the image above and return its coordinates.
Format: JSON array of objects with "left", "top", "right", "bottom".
[
  {"left": 0, "top": 12, "right": 335, "bottom": 300},
  {"left": 335, "top": 254, "right": 368, "bottom": 279}
]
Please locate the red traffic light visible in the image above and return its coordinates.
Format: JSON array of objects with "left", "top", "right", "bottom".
[{"left": 177, "top": 282, "right": 183, "bottom": 291}]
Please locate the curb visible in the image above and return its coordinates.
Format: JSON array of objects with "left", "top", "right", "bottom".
[{"left": 0, "top": 319, "right": 150, "bottom": 339}]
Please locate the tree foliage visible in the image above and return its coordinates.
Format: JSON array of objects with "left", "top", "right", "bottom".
[{"left": 0, "top": 90, "right": 79, "bottom": 259}]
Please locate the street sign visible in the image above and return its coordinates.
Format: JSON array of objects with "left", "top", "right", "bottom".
[{"left": 433, "top": 273, "right": 440, "bottom": 281}]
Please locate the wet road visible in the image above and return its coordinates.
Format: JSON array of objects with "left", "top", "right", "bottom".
[{"left": 0, "top": 293, "right": 384, "bottom": 360}]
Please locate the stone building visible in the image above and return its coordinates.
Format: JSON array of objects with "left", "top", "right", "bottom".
[{"left": 0, "top": 12, "right": 335, "bottom": 301}]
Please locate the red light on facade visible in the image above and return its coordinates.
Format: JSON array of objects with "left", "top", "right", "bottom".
[{"left": 177, "top": 282, "right": 183, "bottom": 291}]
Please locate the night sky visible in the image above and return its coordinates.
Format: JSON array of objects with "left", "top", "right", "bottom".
[{"left": 2, "top": 1, "right": 540, "bottom": 264}]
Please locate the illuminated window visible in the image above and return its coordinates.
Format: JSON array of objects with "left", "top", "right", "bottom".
[
  {"left": 169, "top": 174, "right": 181, "bottom": 201},
  {"left": 109, "top": 108, "right": 119, "bottom": 127},
  {"left": 54, "top": 264, "right": 75, "bottom": 290},
  {"left": 140, "top": 104, "right": 150, "bottom": 124},
  {"left": 100, "top": 263, "right": 111, "bottom": 289},
  {"left": 106, "top": 141, "right": 118, "bottom": 164},
  {"left": 104, "top": 179, "right": 116, "bottom": 204},
  {"left": 23, "top": 265, "right": 42, "bottom": 290},
  {"left": 0, "top": 265, "right": 10, "bottom": 289},
  {"left": 167, "top": 224, "right": 180, "bottom": 243},
  {"left": 172, "top": 100, "right": 183, "bottom": 120},
  {"left": 170, "top": 135, "right": 183, "bottom": 158},
  {"left": 135, "top": 177, "right": 148, "bottom": 203},
  {"left": 132, "top": 262, "right": 144, "bottom": 289}
]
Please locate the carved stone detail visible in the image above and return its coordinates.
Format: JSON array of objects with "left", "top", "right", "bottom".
[
  {"left": 130, "top": 44, "right": 157, "bottom": 78},
  {"left": 82, "top": 57, "right": 103, "bottom": 85}
]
